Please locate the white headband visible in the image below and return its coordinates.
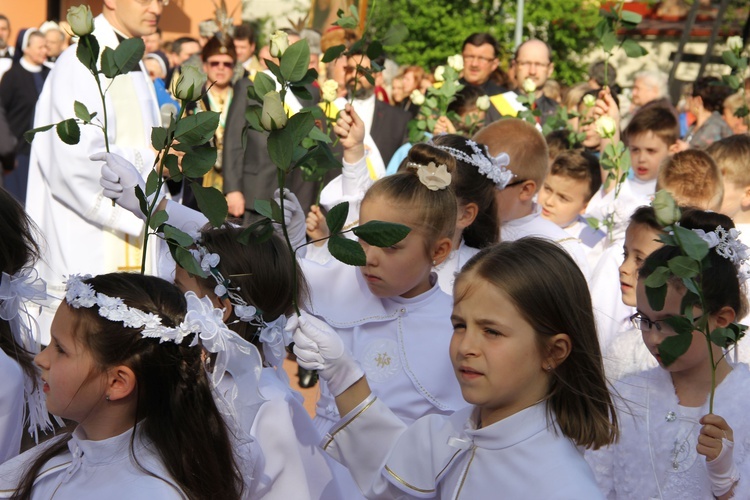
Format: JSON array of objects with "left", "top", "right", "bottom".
[{"left": 434, "top": 139, "right": 513, "bottom": 189}]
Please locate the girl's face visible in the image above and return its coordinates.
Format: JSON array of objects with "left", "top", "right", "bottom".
[
  {"left": 619, "top": 223, "right": 663, "bottom": 306},
  {"left": 358, "top": 196, "right": 435, "bottom": 298},
  {"left": 450, "top": 276, "right": 550, "bottom": 427},
  {"left": 635, "top": 281, "right": 719, "bottom": 376},
  {"left": 35, "top": 303, "right": 106, "bottom": 423}
]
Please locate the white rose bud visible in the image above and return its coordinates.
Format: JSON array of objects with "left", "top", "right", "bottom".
[
  {"left": 67, "top": 5, "right": 94, "bottom": 37},
  {"left": 447, "top": 54, "right": 464, "bottom": 72},
  {"left": 172, "top": 65, "right": 207, "bottom": 102},
  {"left": 410, "top": 89, "right": 425, "bottom": 106},
  {"left": 522, "top": 78, "right": 537, "bottom": 94},
  {"left": 594, "top": 116, "right": 617, "bottom": 139},
  {"left": 321, "top": 79, "right": 339, "bottom": 103},
  {"left": 434, "top": 65, "right": 445, "bottom": 82},
  {"left": 582, "top": 94, "right": 596, "bottom": 108},
  {"left": 269, "top": 31, "right": 290, "bottom": 58},
  {"left": 652, "top": 189, "right": 681, "bottom": 227},
  {"left": 260, "top": 91, "right": 288, "bottom": 130},
  {"left": 476, "top": 95, "right": 490, "bottom": 111},
  {"left": 727, "top": 36, "right": 744, "bottom": 54}
]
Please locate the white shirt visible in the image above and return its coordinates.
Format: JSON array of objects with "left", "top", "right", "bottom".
[
  {"left": 0, "top": 349, "right": 24, "bottom": 463},
  {"left": 602, "top": 319, "right": 657, "bottom": 382},
  {"left": 589, "top": 243, "right": 634, "bottom": 349},
  {"left": 585, "top": 178, "right": 655, "bottom": 244},
  {"left": 324, "top": 396, "right": 604, "bottom": 499},
  {"left": 433, "top": 239, "right": 480, "bottom": 295},
  {"left": 564, "top": 215, "right": 608, "bottom": 272}
]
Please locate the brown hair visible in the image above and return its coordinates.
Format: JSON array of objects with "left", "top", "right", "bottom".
[
  {"left": 456, "top": 238, "right": 618, "bottom": 449},
  {"left": 374, "top": 143, "right": 457, "bottom": 249},
  {"left": 628, "top": 205, "right": 662, "bottom": 233},
  {"left": 473, "top": 118, "right": 549, "bottom": 188},
  {"left": 549, "top": 149, "right": 602, "bottom": 202},
  {"left": 707, "top": 134, "right": 750, "bottom": 188},
  {"left": 624, "top": 106, "right": 680, "bottom": 148},
  {"left": 562, "top": 82, "right": 593, "bottom": 112},
  {"left": 13, "top": 274, "right": 243, "bottom": 500},
  {"left": 657, "top": 150, "right": 723, "bottom": 211},
  {"left": 320, "top": 28, "right": 359, "bottom": 53}
]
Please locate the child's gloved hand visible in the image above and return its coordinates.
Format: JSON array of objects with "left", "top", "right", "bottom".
[
  {"left": 286, "top": 312, "right": 364, "bottom": 396},
  {"left": 273, "top": 188, "right": 306, "bottom": 249},
  {"left": 699, "top": 413, "right": 740, "bottom": 497},
  {"left": 93, "top": 152, "right": 147, "bottom": 220}
]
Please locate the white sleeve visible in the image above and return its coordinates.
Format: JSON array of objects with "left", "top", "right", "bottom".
[
  {"left": 319, "top": 154, "right": 371, "bottom": 237},
  {"left": 0, "top": 356, "right": 24, "bottom": 463},
  {"left": 163, "top": 200, "right": 209, "bottom": 237},
  {"left": 584, "top": 445, "right": 616, "bottom": 499}
]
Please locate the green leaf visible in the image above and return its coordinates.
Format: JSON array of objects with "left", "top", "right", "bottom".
[
  {"left": 667, "top": 256, "right": 699, "bottom": 279},
  {"left": 174, "top": 111, "right": 220, "bottom": 146},
  {"left": 245, "top": 105, "right": 264, "bottom": 132},
  {"left": 645, "top": 283, "right": 667, "bottom": 312},
  {"left": 382, "top": 23, "right": 409, "bottom": 46},
  {"left": 281, "top": 40, "right": 311, "bottom": 83},
  {"left": 164, "top": 153, "right": 182, "bottom": 181},
  {"left": 151, "top": 126, "right": 168, "bottom": 150},
  {"left": 181, "top": 147, "right": 217, "bottom": 178},
  {"left": 328, "top": 235, "right": 366, "bottom": 266},
  {"left": 621, "top": 39, "right": 648, "bottom": 58},
  {"left": 164, "top": 223, "right": 195, "bottom": 247},
  {"left": 268, "top": 129, "right": 293, "bottom": 171},
  {"left": 265, "top": 60, "right": 283, "bottom": 84},
  {"left": 190, "top": 184, "right": 228, "bottom": 227},
  {"left": 114, "top": 37, "right": 146, "bottom": 74},
  {"left": 253, "top": 72, "right": 277, "bottom": 99},
  {"left": 287, "top": 112, "right": 316, "bottom": 146},
  {"left": 620, "top": 10, "right": 643, "bottom": 24},
  {"left": 237, "top": 218, "right": 275, "bottom": 245},
  {"left": 672, "top": 225, "right": 710, "bottom": 261},
  {"left": 585, "top": 217, "right": 600, "bottom": 230},
  {"left": 74, "top": 101, "right": 92, "bottom": 123},
  {"left": 644, "top": 265, "right": 671, "bottom": 288},
  {"left": 322, "top": 44, "right": 346, "bottom": 63},
  {"left": 333, "top": 16, "right": 357, "bottom": 29},
  {"left": 658, "top": 333, "right": 693, "bottom": 366},
  {"left": 100, "top": 47, "right": 118, "bottom": 79},
  {"left": 663, "top": 316, "right": 696, "bottom": 336},
  {"left": 290, "top": 85, "right": 313, "bottom": 102},
  {"left": 349, "top": 4, "right": 358, "bottom": 19},
  {"left": 326, "top": 202, "right": 349, "bottom": 235},
  {"left": 353, "top": 221, "right": 411, "bottom": 247},
  {"left": 367, "top": 41, "right": 384, "bottom": 60},
  {"left": 145, "top": 169, "right": 159, "bottom": 197},
  {"left": 601, "top": 31, "right": 618, "bottom": 53},
  {"left": 76, "top": 35, "right": 99, "bottom": 72},
  {"left": 149, "top": 209, "right": 169, "bottom": 230},
  {"left": 24, "top": 123, "right": 54, "bottom": 143},
  {"left": 308, "top": 125, "right": 332, "bottom": 144},
  {"left": 135, "top": 185, "right": 148, "bottom": 216},
  {"left": 171, "top": 243, "right": 206, "bottom": 277},
  {"left": 297, "top": 68, "right": 319, "bottom": 86},
  {"left": 254, "top": 199, "right": 282, "bottom": 222},
  {"left": 722, "top": 50, "right": 740, "bottom": 68},
  {"left": 710, "top": 327, "right": 736, "bottom": 348},
  {"left": 56, "top": 119, "right": 80, "bottom": 145}
]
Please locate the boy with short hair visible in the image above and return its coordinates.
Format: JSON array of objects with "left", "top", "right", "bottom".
[
  {"left": 708, "top": 134, "right": 750, "bottom": 233},
  {"left": 657, "top": 149, "right": 723, "bottom": 211},
  {"left": 473, "top": 118, "right": 591, "bottom": 279}
]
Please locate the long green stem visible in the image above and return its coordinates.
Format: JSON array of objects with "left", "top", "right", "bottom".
[{"left": 140, "top": 102, "right": 187, "bottom": 274}]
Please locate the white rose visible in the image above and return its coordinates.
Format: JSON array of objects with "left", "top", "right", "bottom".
[
  {"left": 652, "top": 189, "right": 681, "bottom": 227},
  {"left": 522, "top": 78, "right": 537, "bottom": 94},
  {"left": 66, "top": 5, "right": 94, "bottom": 37},
  {"left": 172, "top": 65, "right": 207, "bottom": 102},
  {"left": 410, "top": 89, "right": 425, "bottom": 106},
  {"left": 447, "top": 54, "right": 464, "bottom": 72},
  {"left": 476, "top": 95, "right": 490, "bottom": 111},
  {"left": 269, "top": 31, "right": 290, "bottom": 58},
  {"left": 728, "top": 36, "right": 744, "bottom": 53},
  {"left": 582, "top": 94, "right": 596, "bottom": 108},
  {"left": 260, "top": 91, "right": 288, "bottom": 130},
  {"left": 434, "top": 65, "right": 445, "bottom": 82},
  {"left": 321, "top": 79, "right": 339, "bottom": 103},
  {"left": 594, "top": 116, "right": 617, "bottom": 139}
]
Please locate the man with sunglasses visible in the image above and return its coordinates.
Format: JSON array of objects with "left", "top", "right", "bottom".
[{"left": 27, "top": 0, "right": 167, "bottom": 343}]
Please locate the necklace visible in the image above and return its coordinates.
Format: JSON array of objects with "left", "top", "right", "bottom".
[{"left": 664, "top": 410, "right": 700, "bottom": 472}]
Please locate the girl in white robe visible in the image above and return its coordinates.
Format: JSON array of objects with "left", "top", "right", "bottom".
[
  {"left": 586, "top": 209, "right": 750, "bottom": 499},
  {"left": 289, "top": 237, "right": 618, "bottom": 499},
  {"left": 0, "top": 273, "right": 260, "bottom": 499}
]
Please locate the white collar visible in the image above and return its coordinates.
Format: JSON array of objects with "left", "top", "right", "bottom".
[{"left": 20, "top": 57, "right": 43, "bottom": 73}]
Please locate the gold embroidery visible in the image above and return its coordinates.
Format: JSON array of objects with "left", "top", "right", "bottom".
[
  {"left": 375, "top": 352, "right": 391, "bottom": 368},
  {"left": 322, "top": 397, "right": 377, "bottom": 450},
  {"left": 455, "top": 446, "right": 477, "bottom": 498},
  {"left": 435, "top": 449, "right": 462, "bottom": 481},
  {"left": 384, "top": 465, "right": 436, "bottom": 493}
]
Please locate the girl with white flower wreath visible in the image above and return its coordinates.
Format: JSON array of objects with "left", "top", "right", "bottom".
[
  {"left": 0, "top": 187, "right": 55, "bottom": 462},
  {"left": 586, "top": 209, "right": 750, "bottom": 499},
  {"left": 0, "top": 272, "right": 261, "bottom": 499}
]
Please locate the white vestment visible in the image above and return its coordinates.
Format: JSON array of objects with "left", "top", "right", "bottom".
[
  {"left": 0, "top": 349, "right": 24, "bottom": 463},
  {"left": 26, "top": 15, "right": 159, "bottom": 343}
]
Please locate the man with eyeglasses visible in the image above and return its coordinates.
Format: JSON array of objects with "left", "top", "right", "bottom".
[
  {"left": 27, "top": 0, "right": 166, "bottom": 343},
  {"left": 460, "top": 33, "right": 509, "bottom": 123},
  {"left": 511, "top": 39, "right": 558, "bottom": 126}
]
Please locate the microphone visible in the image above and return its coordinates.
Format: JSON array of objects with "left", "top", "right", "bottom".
[{"left": 160, "top": 103, "right": 178, "bottom": 128}]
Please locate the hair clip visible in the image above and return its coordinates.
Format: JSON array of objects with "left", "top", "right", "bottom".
[
  {"left": 691, "top": 226, "right": 750, "bottom": 282},
  {"left": 406, "top": 161, "right": 452, "bottom": 191},
  {"left": 434, "top": 139, "right": 514, "bottom": 189}
]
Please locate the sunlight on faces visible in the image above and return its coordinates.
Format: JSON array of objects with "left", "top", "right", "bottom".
[
  {"left": 35, "top": 303, "right": 107, "bottom": 423},
  {"left": 105, "top": 0, "right": 163, "bottom": 39},
  {"left": 628, "top": 131, "right": 672, "bottom": 182},
  {"left": 619, "top": 223, "right": 664, "bottom": 306},
  {"left": 461, "top": 43, "right": 498, "bottom": 86},
  {"left": 538, "top": 174, "right": 590, "bottom": 227},
  {"left": 234, "top": 38, "right": 254, "bottom": 63},
  {"left": 719, "top": 181, "right": 747, "bottom": 220},
  {"left": 631, "top": 76, "right": 661, "bottom": 107},
  {"left": 514, "top": 40, "right": 553, "bottom": 91},
  {"left": 0, "top": 19, "right": 9, "bottom": 48},
  {"left": 358, "top": 196, "right": 442, "bottom": 299},
  {"left": 450, "top": 276, "right": 553, "bottom": 427},
  {"left": 402, "top": 71, "right": 418, "bottom": 95},
  {"left": 45, "top": 30, "right": 65, "bottom": 58},
  {"left": 204, "top": 54, "right": 235, "bottom": 88}
]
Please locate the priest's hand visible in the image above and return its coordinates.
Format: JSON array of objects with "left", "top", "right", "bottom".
[
  {"left": 93, "top": 152, "right": 149, "bottom": 220},
  {"left": 287, "top": 312, "right": 364, "bottom": 397}
]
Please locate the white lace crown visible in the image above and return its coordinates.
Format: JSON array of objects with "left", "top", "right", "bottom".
[
  {"left": 691, "top": 226, "right": 750, "bottom": 282},
  {"left": 434, "top": 139, "right": 514, "bottom": 189}
]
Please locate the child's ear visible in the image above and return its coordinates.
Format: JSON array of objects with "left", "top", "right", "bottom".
[
  {"left": 431, "top": 237, "right": 453, "bottom": 266},
  {"left": 457, "top": 202, "right": 479, "bottom": 231},
  {"left": 519, "top": 180, "right": 537, "bottom": 202},
  {"left": 220, "top": 297, "right": 234, "bottom": 323},
  {"left": 667, "top": 142, "right": 681, "bottom": 155},
  {"left": 543, "top": 333, "right": 572, "bottom": 371},
  {"left": 740, "top": 186, "right": 750, "bottom": 210},
  {"left": 713, "top": 306, "right": 736, "bottom": 329},
  {"left": 106, "top": 365, "right": 137, "bottom": 402}
]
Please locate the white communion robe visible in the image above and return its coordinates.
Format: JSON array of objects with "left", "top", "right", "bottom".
[
  {"left": 27, "top": 15, "right": 159, "bottom": 343},
  {"left": 0, "top": 426, "right": 185, "bottom": 499},
  {"left": 323, "top": 395, "right": 604, "bottom": 499},
  {"left": 0, "top": 349, "right": 24, "bottom": 463},
  {"left": 586, "top": 363, "right": 750, "bottom": 499},
  {"left": 433, "top": 240, "right": 480, "bottom": 295},
  {"left": 584, "top": 177, "right": 655, "bottom": 245}
]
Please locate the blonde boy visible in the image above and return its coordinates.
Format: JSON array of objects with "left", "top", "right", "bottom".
[
  {"left": 657, "top": 150, "right": 723, "bottom": 211},
  {"left": 709, "top": 134, "right": 750, "bottom": 229}
]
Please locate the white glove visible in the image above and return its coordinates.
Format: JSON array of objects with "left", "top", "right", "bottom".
[
  {"left": 273, "top": 188, "right": 306, "bottom": 250},
  {"left": 93, "top": 152, "right": 147, "bottom": 221},
  {"left": 706, "top": 438, "right": 740, "bottom": 497},
  {"left": 286, "top": 312, "right": 364, "bottom": 397}
]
